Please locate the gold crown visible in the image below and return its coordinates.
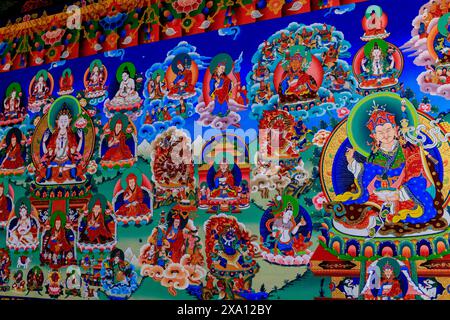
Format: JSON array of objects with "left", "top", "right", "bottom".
[{"left": 56, "top": 103, "right": 72, "bottom": 119}]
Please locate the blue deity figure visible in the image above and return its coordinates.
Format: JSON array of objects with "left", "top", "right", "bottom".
[
  {"left": 214, "top": 225, "right": 252, "bottom": 270},
  {"left": 100, "top": 248, "right": 138, "bottom": 300}
]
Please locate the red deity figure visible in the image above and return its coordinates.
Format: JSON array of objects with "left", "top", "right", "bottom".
[
  {"left": 40, "top": 211, "right": 76, "bottom": 269},
  {"left": 100, "top": 114, "right": 136, "bottom": 168},
  {"left": 78, "top": 194, "right": 116, "bottom": 251},
  {"left": 361, "top": 5, "right": 390, "bottom": 41},
  {"left": 0, "top": 128, "right": 25, "bottom": 171},
  {"left": 0, "top": 183, "right": 11, "bottom": 227},
  {"left": 166, "top": 53, "right": 197, "bottom": 100},
  {"left": 276, "top": 47, "right": 321, "bottom": 105},
  {"left": 114, "top": 171, "right": 153, "bottom": 225},
  {"left": 58, "top": 68, "right": 74, "bottom": 96}
]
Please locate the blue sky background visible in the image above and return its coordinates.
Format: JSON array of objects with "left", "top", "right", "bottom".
[{"left": 0, "top": 0, "right": 444, "bottom": 145}]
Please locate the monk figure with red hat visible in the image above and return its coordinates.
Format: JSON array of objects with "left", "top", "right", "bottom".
[
  {"left": 102, "top": 118, "right": 133, "bottom": 163},
  {"left": 41, "top": 211, "right": 75, "bottom": 268},
  {"left": 1, "top": 131, "right": 24, "bottom": 170},
  {"left": 79, "top": 198, "right": 115, "bottom": 245},
  {"left": 116, "top": 173, "right": 151, "bottom": 218}
]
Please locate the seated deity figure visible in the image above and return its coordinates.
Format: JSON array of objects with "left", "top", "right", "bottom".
[
  {"left": 6, "top": 198, "right": 40, "bottom": 251},
  {"left": 326, "top": 100, "right": 445, "bottom": 237},
  {"left": 105, "top": 63, "right": 142, "bottom": 111},
  {"left": 38, "top": 104, "right": 84, "bottom": 184},
  {"left": 278, "top": 52, "right": 319, "bottom": 104}
]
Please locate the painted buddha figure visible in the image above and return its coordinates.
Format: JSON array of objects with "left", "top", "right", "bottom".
[
  {"left": 116, "top": 173, "right": 152, "bottom": 219},
  {"left": 88, "top": 64, "right": 104, "bottom": 91},
  {"left": 210, "top": 161, "right": 239, "bottom": 200},
  {"left": 3, "top": 87, "right": 22, "bottom": 120},
  {"left": 366, "top": 9, "right": 384, "bottom": 36},
  {"left": 101, "top": 118, "right": 134, "bottom": 163},
  {"left": 148, "top": 70, "right": 167, "bottom": 100},
  {"left": 210, "top": 62, "right": 232, "bottom": 117},
  {"left": 39, "top": 103, "right": 84, "bottom": 183},
  {"left": 7, "top": 198, "right": 39, "bottom": 251},
  {"left": 1, "top": 130, "right": 25, "bottom": 170},
  {"left": 78, "top": 198, "right": 115, "bottom": 246},
  {"left": 32, "top": 74, "right": 50, "bottom": 101},
  {"left": 168, "top": 58, "right": 195, "bottom": 99},
  {"left": 263, "top": 195, "right": 309, "bottom": 257},
  {"left": 107, "top": 67, "right": 142, "bottom": 109},
  {"left": 40, "top": 211, "right": 76, "bottom": 269},
  {"left": 278, "top": 52, "right": 318, "bottom": 104},
  {"left": 326, "top": 102, "right": 444, "bottom": 236}
]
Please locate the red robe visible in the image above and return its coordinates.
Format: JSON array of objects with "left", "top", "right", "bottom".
[
  {"left": 60, "top": 74, "right": 72, "bottom": 91},
  {"left": 117, "top": 186, "right": 151, "bottom": 217},
  {"left": 166, "top": 226, "right": 185, "bottom": 263},
  {"left": 380, "top": 278, "right": 402, "bottom": 298},
  {"left": 48, "top": 228, "right": 72, "bottom": 255},
  {"left": 41, "top": 129, "right": 81, "bottom": 182},
  {"left": 103, "top": 131, "right": 133, "bottom": 162},
  {"left": 144, "top": 114, "right": 154, "bottom": 124},
  {"left": 1, "top": 144, "right": 24, "bottom": 169},
  {"left": 211, "top": 74, "right": 232, "bottom": 105},
  {"left": 43, "top": 129, "right": 79, "bottom": 163},
  {"left": 162, "top": 109, "right": 172, "bottom": 121},
  {"left": 0, "top": 195, "right": 9, "bottom": 223},
  {"left": 84, "top": 212, "right": 113, "bottom": 243},
  {"left": 210, "top": 169, "right": 237, "bottom": 198},
  {"left": 169, "top": 69, "right": 195, "bottom": 95}
]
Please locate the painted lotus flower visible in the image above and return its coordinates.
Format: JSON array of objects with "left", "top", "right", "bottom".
[
  {"left": 100, "top": 13, "right": 127, "bottom": 31},
  {"left": 418, "top": 102, "right": 431, "bottom": 113},
  {"left": 87, "top": 160, "right": 98, "bottom": 175},
  {"left": 75, "top": 117, "right": 87, "bottom": 129},
  {"left": 312, "top": 191, "right": 327, "bottom": 210},
  {"left": 312, "top": 129, "right": 331, "bottom": 147},
  {"left": 172, "top": 0, "right": 203, "bottom": 14},
  {"left": 336, "top": 107, "right": 350, "bottom": 118},
  {"left": 42, "top": 29, "right": 65, "bottom": 46}
]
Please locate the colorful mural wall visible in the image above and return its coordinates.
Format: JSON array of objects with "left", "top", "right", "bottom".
[{"left": 0, "top": 0, "right": 449, "bottom": 301}]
